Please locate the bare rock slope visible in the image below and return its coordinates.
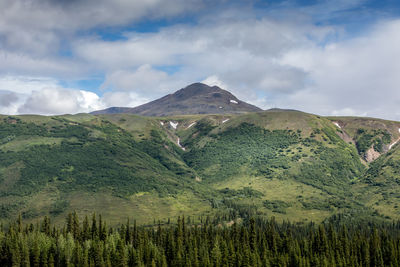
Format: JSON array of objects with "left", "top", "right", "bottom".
[{"left": 92, "top": 83, "right": 262, "bottom": 116}]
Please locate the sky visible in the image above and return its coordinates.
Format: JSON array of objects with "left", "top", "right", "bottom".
[{"left": 0, "top": 0, "right": 400, "bottom": 120}]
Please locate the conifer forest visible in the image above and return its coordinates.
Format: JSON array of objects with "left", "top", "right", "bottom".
[{"left": 1, "top": 213, "right": 400, "bottom": 267}]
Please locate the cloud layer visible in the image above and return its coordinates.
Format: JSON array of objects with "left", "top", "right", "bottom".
[
  {"left": 0, "top": 76, "right": 105, "bottom": 115},
  {"left": 0, "top": 0, "right": 399, "bottom": 120}
]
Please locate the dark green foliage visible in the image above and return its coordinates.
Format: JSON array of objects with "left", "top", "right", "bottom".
[
  {"left": 0, "top": 114, "right": 399, "bottom": 226},
  {"left": 299, "top": 199, "right": 334, "bottom": 211},
  {"left": 355, "top": 128, "right": 393, "bottom": 155},
  {"left": 1, "top": 213, "right": 400, "bottom": 267},
  {"left": 138, "top": 130, "right": 194, "bottom": 177},
  {"left": 184, "top": 123, "right": 300, "bottom": 182},
  {"left": 0, "top": 136, "right": 181, "bottom": 197},
  {"left": 0, "top": 135, "right": 15, "bottom": 145},
  {"left": 49, "top": 200, "right": 70, "bottom": 215},
  {"left": 0, "top": 117, "right": 202, "bottom": 217},
  {"left": 183, "top": 122, "right": 364, "bottom": 207},
  {"left": 364, "top": 147, "right": 400, "bottom": 188},
  {"left": 374, "top": 138, "right": 384, "bottom": 152},
  {"left": 21, "top": 209, "right": 40, "bottom": 219},
  {"left": 0, "top": 203, "right": 18, "bottom": 218},
  {"left": 292, "top": 139, "right": 363, "bottom": 195},
  {"left": 382, "top": 131, "right": 392, "bottom": 144},
  {"left": 356, "top": 131, "right": 374, "bottom": 154},
  {"left": 219, "top": 187, "right": 264, "bottom": 198},
  {"left": 263, "top": 200, "right": 291, "bottom": 214},
  {"left": 0, "top": 118, "right": 47, "bottom": 138},
  {"left": 181, "top": 119, "right": 217, "bottom": 148},
  {"left": 321, "top": 127, "right": 342, "bottom": 144}
]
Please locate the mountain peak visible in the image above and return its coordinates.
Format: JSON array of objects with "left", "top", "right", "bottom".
[
  {"left": 173, "top": 82, "right": 236, "bottom": 101},
  {"left": 174, "top": 83, "right": 219, "bottom": 99},
  {"left": 92, "top": 82, "right": 262, "bottom": 116}
]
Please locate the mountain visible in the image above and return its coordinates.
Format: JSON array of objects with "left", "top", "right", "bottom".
[
  {"left": 92, "top": 82, "right": 262, "bottom": 116},
  {"left": 1, "top": 111, "right": 400, "bottom": 225}
]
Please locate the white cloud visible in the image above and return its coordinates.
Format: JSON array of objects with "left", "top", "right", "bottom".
[
  {"left": 331, "top": 108, "right": 367, "bottom": 117},
  {"left": 201, "top": 75, "right": 228, "bottom": 89},
  {"left": 0, "top": 0, "right": 210, "bottom": 77},
  {"left": 0, "top": 91, "right": 18, "bottom": 107},
  {"left": 74, "top": 31, "right": 202, "bottom": 71},
  {"left": 0, "top": 51, "right": 86, "bottom": 78},
  {"left": 0, "top": 76, "right": 60, "bottom": 95},
  {"left": 73, "top": 17, "right": 326, "bottom": 103},
  {"left": 0, "top": 76, "right": 104, "bottom": 115},
  {"left": 100, "top": 65, "right": 192, "bottom": 103},
  {"left": 0, "top": 1, "right": 399, "bottom": 120},
  {"left": 0, "top": 0, "right": 220, "bottom": 69},
  {"left": 0, "top": 0, "right": 206, "bottom": 36},
  {"left": 18, "top": 88, "right": 103, "bottom": 115},
  {"left": 75, "top": 17, "right": 330, "bottom": 69},
  {"left": 279, "top": 19, "right": 400, "bottom": 119},
  {"left": 0, "top": 91, "right": 20, "bottom": 115},
  {"left": 101, "top": 91, "right": 149, "bottom": 108},
  {"left": 102, "top": 65, "right": 173, "bottom": 93}
]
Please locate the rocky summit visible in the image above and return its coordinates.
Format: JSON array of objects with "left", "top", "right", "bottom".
[{"left": 91, "top": 83, "right": 262, "bottom": 116}]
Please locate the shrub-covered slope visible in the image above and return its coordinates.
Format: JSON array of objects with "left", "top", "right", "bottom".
[
  {"left": 171, "top": 111, "right": 367, "bottom": 222},
  {"left": 355, "top": 141, "right": 400, "bottom": 220},
  {"left": 1, "top": 111, "right": 400, "bottom": 224},
  {"left": 0, "top": 115, "right": 211, "bottom": 224}
]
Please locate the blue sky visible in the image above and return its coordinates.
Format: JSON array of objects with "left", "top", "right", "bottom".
[{"left": 0, "top": 0, "right": 400, "bottom": 119}]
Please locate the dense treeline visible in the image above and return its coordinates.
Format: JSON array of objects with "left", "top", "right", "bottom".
[{"left": 1, "top": 213, "right": 400, "bottom": 266}]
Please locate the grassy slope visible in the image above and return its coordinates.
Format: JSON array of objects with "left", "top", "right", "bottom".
[
  {"left": 328, "top": 116, "right": 400, "bottom": 158},
  {"left": 0, "top": 115, "right": 213, "bottom": 225},
  {"left": 1, "top": 111, "right": 400, "bottom": 225},
  {"left": 169, "top": 110, "right": 370, "bottom": 223},
  {"left": 354, "top": 143, "right": 400, "bottom": 220},
  {"left": 327, "top": 116, "right": 400, "bottom": 138},
  {"left": 325, "top": 116, "right": 400, "bottom": 219}
]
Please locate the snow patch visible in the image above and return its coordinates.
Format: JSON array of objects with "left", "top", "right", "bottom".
[
  {"left": 333, "top": 122, "right": 341, "bottom": 129},
  {"left": 222, "top": 119, "right": 229, "bottom": 123},
  {"left": 389, "top": 140, "right": 399, "bottom": 150},
  {"left": 389, "top": 128, "right": 400, "bottom": 150},
  {"left": 187, "top": 122, "right": 196, "bottom": 129},
  {"left": 177, "top": 138, "right": 185, "bottom": 151},
  {"left": 169, "top": 121, "right": 178, "bottom": 129},
  {"left": 230, "top": 100, "right": 238, "bottom": 104}
]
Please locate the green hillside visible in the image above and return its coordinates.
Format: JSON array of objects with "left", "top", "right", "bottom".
[
  {"left": 0, "top": 115, "right": 212, "bottom": 225},
  {"left": 354, "top": 141, "right": 400, "bottom": 219},
  {"left": 173, "top": 111, "right": 366, "bottom": 222},
  {"left": 1, "top": 111, "right": 400, "bottom": 225}
]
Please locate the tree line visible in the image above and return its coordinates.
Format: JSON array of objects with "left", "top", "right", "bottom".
[{"left": 0, "top": 213, "right": 399, "bottom": 266}]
